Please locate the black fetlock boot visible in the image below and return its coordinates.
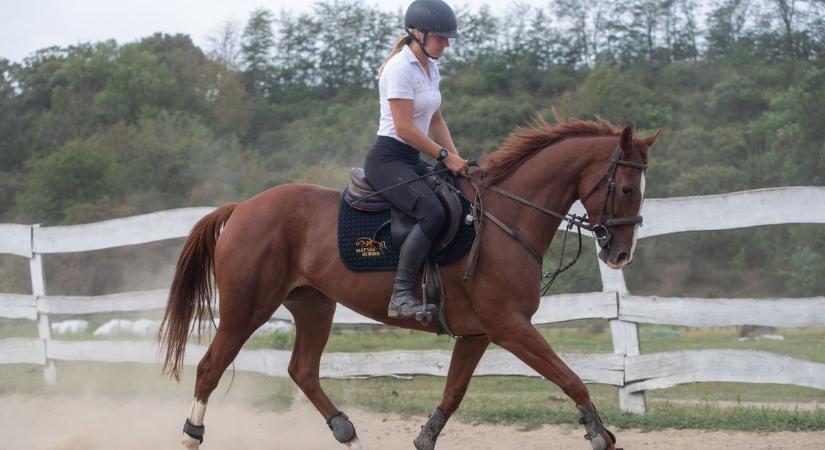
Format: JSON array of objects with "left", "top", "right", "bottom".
[
  {"left": 413, "top": 407, "right": 448, "bottom": 450},
  {"left": 577, "top": 404, "right": 621, "bottom": 450},
  {"left": 388, "top": 224, "right": 437, "bottom": 319}
]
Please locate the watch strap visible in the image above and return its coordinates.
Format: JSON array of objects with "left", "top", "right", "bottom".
[{"left": 437, "top": 148, "right": 449, "bottom": 161}]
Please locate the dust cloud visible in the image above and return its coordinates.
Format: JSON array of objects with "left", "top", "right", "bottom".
[{"left": 1, "top": 391, "right": 824, "bottom": 450}]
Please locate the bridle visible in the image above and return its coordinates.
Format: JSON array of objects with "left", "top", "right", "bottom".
[
  {"left": 457, "top": 142, "right": 648, "bottom": 292},
  {"left": 579, "top": 143, "right": 648, "bottom": 251}
]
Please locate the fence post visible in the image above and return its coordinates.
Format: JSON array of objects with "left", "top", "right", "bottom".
[
  {"left": 30, "top": 225, "right": 56, "bottom": 385},
  {"left": 596, "top": 242, "right": 646, "bottom": 414}
]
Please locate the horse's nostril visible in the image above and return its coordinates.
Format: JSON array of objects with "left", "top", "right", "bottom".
[{"left": 617, "top": 252, "right": 629, "bottom": 263}]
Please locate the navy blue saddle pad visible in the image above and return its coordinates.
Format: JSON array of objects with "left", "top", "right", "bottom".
[{"left": 337, "top": 194, "right": 476, "bottom": 271}]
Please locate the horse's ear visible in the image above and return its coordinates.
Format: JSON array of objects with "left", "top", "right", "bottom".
[
  {"left": 619, "top": 125, "right": 633, "bottom": 153},
  {"left": 642, "top": 128, "right": 663, "bottom": 150}
]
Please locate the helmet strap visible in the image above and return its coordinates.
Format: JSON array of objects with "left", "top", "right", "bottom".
[{"left": 407, "top": 29, "right": 438, "bottom": 60}]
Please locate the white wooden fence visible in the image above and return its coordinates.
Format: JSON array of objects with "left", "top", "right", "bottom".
[{"left": 1, "top": 187, "right": 824, "bottom": 414}]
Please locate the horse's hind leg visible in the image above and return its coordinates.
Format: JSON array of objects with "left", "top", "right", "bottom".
[
  {"left": 182, "top": 292, "right": 285, "bottom": 448},
  {"left": 285, "top": 287, "right": 364, "bottom": 449},
  {"left": 414, "top": 334, "right": 490, "bottom": 450},
  {"left": 486, "top": 315, "right": 620, "bottom": 450},
  {"left": 182, "top": 324, "right": 256, "bottom": 448}
]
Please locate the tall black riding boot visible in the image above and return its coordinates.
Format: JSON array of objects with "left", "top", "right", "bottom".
[{"left": 388, "top": 224, "right": 438, "bottom": 319}]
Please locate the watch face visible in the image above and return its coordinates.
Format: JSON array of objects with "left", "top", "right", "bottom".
[{"left": 439, "top": 149, "right": 448, "bottom": 160}]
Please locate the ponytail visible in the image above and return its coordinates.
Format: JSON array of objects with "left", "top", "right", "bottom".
[{"left": 378, "top": 34, "right": 413, "bottom": 76}]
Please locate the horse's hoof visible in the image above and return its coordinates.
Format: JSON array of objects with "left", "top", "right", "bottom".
[
  {"left": 181, "top": 433, "right": 201, "bottom": 449},
  {"left": 345, "top": 436, "right": 365, "bottom": 449}
]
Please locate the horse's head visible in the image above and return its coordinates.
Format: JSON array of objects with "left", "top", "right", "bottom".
[{"left": 579, "top": 125, "right": 661, "bottom": 269}]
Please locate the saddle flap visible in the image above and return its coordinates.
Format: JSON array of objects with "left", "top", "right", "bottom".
[
  {"left": 433, "top": 178, "right": 463, "bottom": 251},
  {"left": 391, "top": 206, "right": 416, "bottom": 249}
]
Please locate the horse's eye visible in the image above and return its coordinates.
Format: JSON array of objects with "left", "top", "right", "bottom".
[{"left": 622, "top": 186, "right": 633, "bottom": 197}]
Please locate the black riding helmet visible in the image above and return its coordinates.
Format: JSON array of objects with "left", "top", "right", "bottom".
[{"left": 405, "top": 0, "right": 459, "bottom": 59}]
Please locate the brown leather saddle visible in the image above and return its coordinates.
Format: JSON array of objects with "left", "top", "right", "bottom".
[{"left": 343, "top": 167, "right": 464, "bottom": 254}]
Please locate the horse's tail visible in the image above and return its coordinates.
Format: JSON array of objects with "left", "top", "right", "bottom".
[{"left": 157, "top": 203, "right": 237, "bottom": 380}]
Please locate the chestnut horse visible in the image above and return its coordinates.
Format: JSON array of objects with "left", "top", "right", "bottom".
[{"left": 158, "top": 116, "right": 660, "bottom": 450}]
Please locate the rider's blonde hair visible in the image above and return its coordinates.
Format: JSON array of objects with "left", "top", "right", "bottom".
[{"left": 378, "top": 34, "right": 413, "bottom": 76}]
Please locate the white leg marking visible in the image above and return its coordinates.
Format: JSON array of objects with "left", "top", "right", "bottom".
[
  {"left": 181, "top": 399, "right": 207, "bottom": 449},
  {"left": 188, "top": 399, "right": 207, "bottom": 425}
]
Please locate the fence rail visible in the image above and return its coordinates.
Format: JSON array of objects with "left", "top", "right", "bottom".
[{"left": 1, "top": 186, "right": 824, "bottom": 414}]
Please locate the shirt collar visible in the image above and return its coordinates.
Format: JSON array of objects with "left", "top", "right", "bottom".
[{"left": 401, "top": 44, "right": 433, "bottom": 67}]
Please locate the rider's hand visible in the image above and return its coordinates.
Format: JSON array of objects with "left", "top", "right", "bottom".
[{"left": 444, "top": 153, "right": 469, "bottom": 175}]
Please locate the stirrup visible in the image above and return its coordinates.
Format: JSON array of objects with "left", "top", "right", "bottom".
[
  {"left": 387, "top": 302, "right": 436, "bottom": 321},
  {"left": 415, "top": 309, "right": 433, "bottom": 325}
]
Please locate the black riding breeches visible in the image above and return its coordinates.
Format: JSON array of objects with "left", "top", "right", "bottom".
[{"left": 364, "top": 136, "right": 445, "bottom": 241}]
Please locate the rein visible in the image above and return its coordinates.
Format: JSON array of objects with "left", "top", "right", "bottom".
[
  {"left": 453, "top": 174, "right": 589, "bottom": 292},
  {"left": 456, "top": 143, "right": 648, "bottom": 292}
]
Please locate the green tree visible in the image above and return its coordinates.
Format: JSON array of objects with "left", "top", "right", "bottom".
[
  {"left": 450, "top": 5, "right": 500, "bottom": 65},
  {"left": 706, "top": 0, "right": 751, "bottom": 58},
  {"left": 569, "top": 66, "right": 670, "bottom": 128},
  {"left": 313, "top": 0, "right": 397, "bottom": 88},
  {"left": 91, "top": 43, "right": 182, "bottom": 125},
  {"left": 782, "top": 245, "right": 825, "bottom": 296},
  {"left": 242, "top": 8, "right": 276, "bottom": 96},
  {"left": 273, "top": 11, "right": 320, "bottom": 86},
  {"left": 0, "top": 59, "right": 23, "bottom": 169},
  {"left": 15, "top": 138, "right": 122, "bottom": 222}
]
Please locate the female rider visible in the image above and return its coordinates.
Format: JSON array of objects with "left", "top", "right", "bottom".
[{"left": 364, "top": 0, "right": 469, "bottom": 320}]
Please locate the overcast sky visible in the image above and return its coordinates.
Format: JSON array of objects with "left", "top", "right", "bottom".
[{"left": 0, "top": 0, "right": 547, "bottom": 64}]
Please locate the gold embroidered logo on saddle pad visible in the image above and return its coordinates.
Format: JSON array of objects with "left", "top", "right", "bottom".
[{"left": 355, "top": 237, "right": 387, "bottom": 257}]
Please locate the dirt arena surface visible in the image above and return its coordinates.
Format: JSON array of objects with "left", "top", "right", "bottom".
[{"left": 1, "top": 395, "right": 823, "bottom": 450}]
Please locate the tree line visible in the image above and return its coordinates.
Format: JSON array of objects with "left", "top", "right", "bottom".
[
  {"left": 0, "top": 0, "right": 822, "bottom": 297},
  {"left": 224, "top": 0, "right": 825, "bottom": 93}
]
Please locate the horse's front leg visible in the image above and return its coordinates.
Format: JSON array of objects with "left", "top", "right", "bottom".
[
  {"left": 414, "top": 334, "right": 490, "bottom": 450},
  {"left": 485, "top": 314, "right": 621, "bottom": 450}
]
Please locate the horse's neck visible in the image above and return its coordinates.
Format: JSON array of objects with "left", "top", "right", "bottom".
[{"left": 487, "top": 138, "right": 606, "bottom": 255}]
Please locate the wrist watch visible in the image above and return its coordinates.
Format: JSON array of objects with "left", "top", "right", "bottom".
[{"left": 437, "top": 148, "right": 449, "bottom": 162}]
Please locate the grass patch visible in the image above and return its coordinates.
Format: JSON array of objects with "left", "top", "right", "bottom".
[
  {"left": 639, "top": 326, "right": 825, "bottom": 363},
  {"left": 649, "top": 382, "right": 825, "bottom": 403},
  {"left": 321, "top": 376, "right": 825, "bottom": 432},
  {"left": 0, "top": 319, "right": 38, "bottom": 339}
]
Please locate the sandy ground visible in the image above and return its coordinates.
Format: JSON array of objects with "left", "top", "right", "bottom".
[{"left": 0, "top": 394, "right": 823, "bottom": 450}]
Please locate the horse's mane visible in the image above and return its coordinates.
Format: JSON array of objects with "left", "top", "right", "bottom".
[{"left": 479, "top": 112, "right": 625, "bottom": 186}]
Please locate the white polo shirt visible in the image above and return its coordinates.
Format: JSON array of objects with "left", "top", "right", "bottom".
[{"left": 376, "top": 44, "right": 442, "bottom": 144}]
